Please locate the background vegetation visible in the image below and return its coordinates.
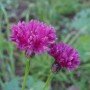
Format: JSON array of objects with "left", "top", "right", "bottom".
[{"left": 0, "top": 0, "right": 90, "bottom": 90}]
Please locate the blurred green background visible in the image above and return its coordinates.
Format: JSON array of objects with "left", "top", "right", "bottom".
[{"left": 0, "top": 0, "right": 90, "bottom": 90}]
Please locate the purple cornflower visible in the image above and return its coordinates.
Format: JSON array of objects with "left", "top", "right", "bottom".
[
  {"left": 49, "top": 42, "right": 80, "bottom": 71},
  {"left": 11, "top": 20, "right": 57, "bottom": 56}
]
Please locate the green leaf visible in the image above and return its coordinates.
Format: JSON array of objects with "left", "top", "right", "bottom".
[
  {"left": 3, "top": 77, "right": 21, "bottom": 90},
  {"left": 74, "top": 35, "right": 90, "bottom": 62},
  {"left": 71, "top": 9, "right": 90, "bottom": 34}
]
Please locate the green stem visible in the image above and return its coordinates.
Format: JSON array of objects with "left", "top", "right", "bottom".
[
  {"left": 22, "top": 59, "right": 30, "bottom": 90},
  {"left": 43, "top": 71, "right": 52, "bottom": 90}
]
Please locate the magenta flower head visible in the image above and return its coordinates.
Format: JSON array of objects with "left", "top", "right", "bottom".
[
  {"left": 49, "top": 42, "right": 80, "bottom": 72},
  {"left": 10, "top": 20, "right": 57, "bottom": 56}
]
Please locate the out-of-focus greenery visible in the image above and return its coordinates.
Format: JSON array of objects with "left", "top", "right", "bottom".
[{"left": 0, "top": 0, "right": 90, "bottom": 90}]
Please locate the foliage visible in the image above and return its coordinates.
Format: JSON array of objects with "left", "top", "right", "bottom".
[
  {"left": 3, "top": 76, "right": 47, "bottom": 90},
  {"left": 74, "top": 35, "right": 90, "bottom": 62},
  {"left": 71, "top": 9, "right": 90, "bottom": 33}
]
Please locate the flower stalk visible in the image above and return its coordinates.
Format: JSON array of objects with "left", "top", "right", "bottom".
[
  {"left": 43, "top": 71, "right": 52, "bottom": 90},
  {"left": 22, "top": 59, "right": 30, "bottom": 90}
]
